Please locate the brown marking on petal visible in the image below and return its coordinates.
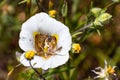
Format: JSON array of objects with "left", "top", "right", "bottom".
[
  {"left": 34, "top": 33, "right": 62, "bottom": 59},
  {"left": 56, "top": 46, "right": 62, "bottom": 52},
  {"left": 34, "top": 33, "right": 48, "bottom": 55}
]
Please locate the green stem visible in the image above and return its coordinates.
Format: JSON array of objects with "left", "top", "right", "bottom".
[
  {"left": 72, "top": 23, "right": 93, "bottom": 35},
  {"left": 103, "top": 2, "right": 116, "bottom": 12},
  {"left": 36, "top": 0, "right": 41, "bottom": 12},
  {"left": 29, "top": 60, "right": 46, "bottom": 80},
  {"left": 36, "top": 0, "right": 46, "bottom": 12},
  {"left": 72, "top": 32, "right": 83, "bottom": 38}
]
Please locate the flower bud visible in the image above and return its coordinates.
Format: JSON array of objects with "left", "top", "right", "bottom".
[
  {"left": 91, "top": 8, "right": 102, "bottom": 17},
  {"left": 93, "top": 13, "right": 112, "bottom": 26}
]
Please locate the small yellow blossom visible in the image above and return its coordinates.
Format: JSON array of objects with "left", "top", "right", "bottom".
[
  {"left": 25, "top": 50, "right": 35, "bottom": 60},
  {"left": 107, "top": 65, "right": 115, "bottom": 74},
  {"left": 48, "top": 10, "right": 57, "bottom": 17},
  {"left": 72, "top": 43, "right": 81, "bottom": 53}
]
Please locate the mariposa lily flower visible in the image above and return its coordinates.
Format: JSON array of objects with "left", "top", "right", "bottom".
[{"left": 19, "top": 12, "right": 71, "bottom": 70}]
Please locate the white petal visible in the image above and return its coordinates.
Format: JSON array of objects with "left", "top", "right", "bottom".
[
  {"left": 20, "top": 53, "right": 69, "bottom": 70},
  {"left": 21, "top": 12, "right": 49, "bottom": 33},
  {"left": 37, "top": 16, "right": 68, "bottom": 34},
  {"left": 19, "top": 13, "right": 48, "bottom": 51},
  {"left": 50, "top": 53, "right": 69, "bottom": 68},
  {"left": 35, "top": 13, "right": 72, "bottom": 53},
  {"left": 56, "top": 28, "right": 71, "bottom": 55},
  {"left": 19, "top": 30, "right": 35, "bottom": 51}
]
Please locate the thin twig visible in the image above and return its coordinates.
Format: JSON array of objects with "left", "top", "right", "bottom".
[
  {"left": 77, "top": 23, "right": 92, "bottom": 32},
  {"left": 62, "top": 0, "right": 67, "bottom": 24},
  {"left": 29, "top": 60, "right": 46, "bottom": 80},
  {"left": 72, "top": 23, "right": 93, "bottom": 35},
  {"left": 36, "top": 0, "right": 41, "bottom": 11},
  {"left": 6, "top": 64, "right": 22, "bottom": 80},
  {"left": 36, "top": 0, "right": 46, "bottom": 12}
]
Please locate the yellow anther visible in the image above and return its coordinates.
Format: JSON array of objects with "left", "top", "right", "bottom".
[
  {"left": 25, "top": 50, "right": 35, "bottom": 60},
  {"left": 44, "top": 46, "right": 48, "bottom": 53},
  {"left": 72, "top": 43, "right": 81, "bottom": 53},
  {"left": 48, "top": 10, "right": 57, "bottom": 18},
  {"left": 107, "top": 65, "right": 115, "bottom": 74},
  {"left": 52, "top": 34, "right": 59, "bottom": 43},
  {"left": 33, "top": 32, "right": 39, "bottom": 39}
]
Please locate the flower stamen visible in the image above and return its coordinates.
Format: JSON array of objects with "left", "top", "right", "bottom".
[
  {"left": 52, "top": 34, "right": 59, "bottom": 43},
  {"left": 107, "top": 65, "right": 115, "bottom": 74},
  {"left": 34, "top": 33, "right": 59, "bottom": 59}
]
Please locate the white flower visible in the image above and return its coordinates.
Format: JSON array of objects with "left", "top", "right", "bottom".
[
  {"left": 92, "top": 60, "right": 116, "bottom": 80},
  {"left": 19, "top": 12, "right": 72, "bottom": 70}
]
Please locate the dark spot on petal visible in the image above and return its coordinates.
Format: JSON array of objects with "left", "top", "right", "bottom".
[{"left": 21, "top": 37, "right": 26, "bottom": 41}]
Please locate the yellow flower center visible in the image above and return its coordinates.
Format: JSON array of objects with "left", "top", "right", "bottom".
[
  {"left": 48, "top": 10, "right": 57, "bottom": 18},
  {"left": 72, "top": 43, "right": 81, "bottom": 53},
  {"left": 33, "top": 32, "right": 40, "bottom": 39},
  {"left": 25, "top": 50, "right": 35, "bottom": 60},
  {"left": 52, "top": 34, "right": 58, "bottom": 43},
  {"left": 107, "top": 65, "right": 115, "bottom": 74}
]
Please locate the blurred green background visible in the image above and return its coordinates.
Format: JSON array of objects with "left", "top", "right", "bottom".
[{"left": 0, "top": 0, "right": 120, "bottom": 80}]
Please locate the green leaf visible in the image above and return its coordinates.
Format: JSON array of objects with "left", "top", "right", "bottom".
[
  {"left": 71, "top": 52, "right": 87, "bottom": 67},
  {"left": 60, "top": 72, "right": 69, "bottom": 80},
  {"left": 72, "top": 32, "right": 83, "bottom": 38},
  {"left": 43, "top": 66, "right": 74, "bottom": 77},
  {"left": 18, "top": 0, "right": 27, "bottom": 4},
  {"left": 61, "top": 1, "right": 68, "bottom": 17},
  {"left": 16, "top": 51, "right": 22, "bottom": 62},
  {"left": 96, "top": 29, "right": 101, "bottom": 36},
  {"left": 70, "top": 69, "right": 78, "bottom": 80},
  {"left": 102, "top": 2, "right": 115, "bottom": 13},
  {"left": 113, "top": 47, "right": 120, "bottom": 64}
]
